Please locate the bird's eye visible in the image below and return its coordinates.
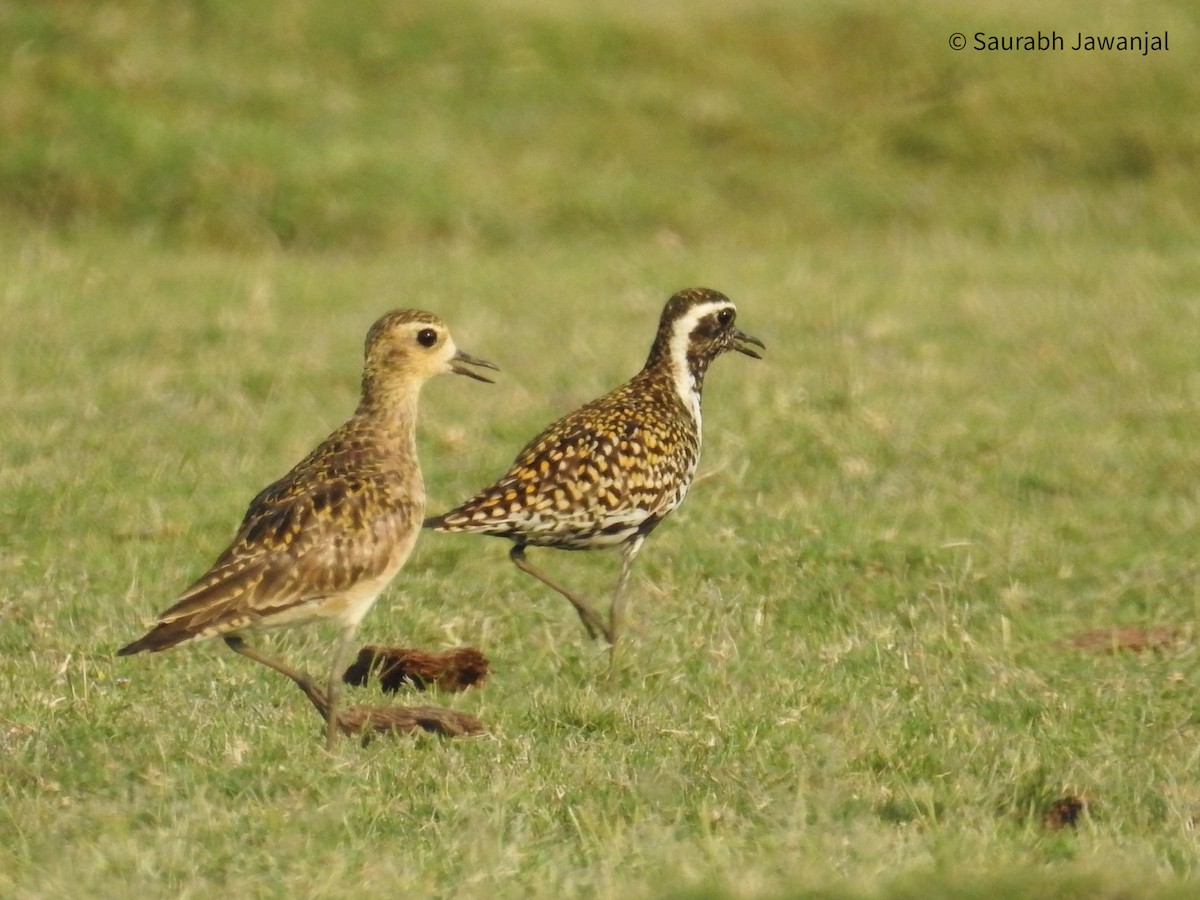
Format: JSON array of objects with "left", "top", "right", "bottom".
[
  {"left": 716, "top": 308, "right": 734, "bottom": 327},
  {"left": 416, "top": 328, "right": 438, "bottom": 347}
]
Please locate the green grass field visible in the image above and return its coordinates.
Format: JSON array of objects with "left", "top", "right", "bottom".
[{"left": 3, "top": 0, "right": 1200, "bottom": 896}]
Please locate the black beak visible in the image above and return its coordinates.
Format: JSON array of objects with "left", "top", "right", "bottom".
[
  {"left": 450, "top": 350, "right": 499, "bottom": 383},
  {"left": 731, "top": 329, "right": 765, "bottom": 360}
]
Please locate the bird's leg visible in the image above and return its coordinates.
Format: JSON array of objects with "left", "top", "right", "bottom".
[
  {"left": 607, "top": 535, "right": 644, "bottom": 654},
  {"left": 223, "top": 635, "right": 327, "bottom": 711},
  {"left": 509, "top": 545, "right": 612, "bottom": 643},
  {"left": 324, "top": 624, "right": 361, "bottom": 751}
]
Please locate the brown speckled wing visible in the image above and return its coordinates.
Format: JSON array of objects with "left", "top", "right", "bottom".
[{"left": 137, "top": 451, "right": 420, "bottom": 649}]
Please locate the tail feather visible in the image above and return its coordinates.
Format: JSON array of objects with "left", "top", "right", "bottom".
[
  {"left": 117, "top": 579, "right": 256, "bottom": 656},
  {"left": 424, "top": 508, "right": 514, "bottom": 536},
  {"left": 423, "top": 509, "right": 484, "bottom": 532},
  {"left": 117, "top": 623, "right": 194, "bottom": 656}
]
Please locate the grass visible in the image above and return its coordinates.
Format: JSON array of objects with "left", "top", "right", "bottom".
[{"left": 2, "top": 0, "right": 1200, "bottom": 896}]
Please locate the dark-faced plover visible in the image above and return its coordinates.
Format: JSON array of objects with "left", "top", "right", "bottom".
[{"left": 425, "top": 287, "right": 762, "bottom": 646}]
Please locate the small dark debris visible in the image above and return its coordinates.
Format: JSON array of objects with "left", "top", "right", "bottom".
[
  {"left": 343, "top": 645, "right": 490, "bottom": 693},
  {"left": 337, "top": 703, "right": 485, "bottom": 740},
  {"left": 1043, "top": 795, "right": 1087, "bottom": 830},
  {"left": 294, "top": 675, "right": 484, "bottom": 739}
]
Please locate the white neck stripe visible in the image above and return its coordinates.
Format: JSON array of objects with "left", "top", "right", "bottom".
[{"left": 666, "top": 300, "right": 732, "bottom": 424}]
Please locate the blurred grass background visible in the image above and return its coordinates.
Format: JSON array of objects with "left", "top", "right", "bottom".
[
  {"left": 3, "top": 0, "right": 1197, "bottom": 249},
  {"left": 2, "top": 0, "right": 1200, "bottom": 897}
]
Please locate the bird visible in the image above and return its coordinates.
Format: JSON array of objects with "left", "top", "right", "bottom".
[
  {"left": 424, "top": 287, "right": 763, "bottom": 647},
  {"left": 117, "top": 309, "right": 497, "bottom": 750}
]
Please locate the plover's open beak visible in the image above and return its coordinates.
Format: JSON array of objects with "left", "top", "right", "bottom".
[
  {"left": 732, "top": 330, "right": 765, "bottom": 360},
  {"left": 450, "top": 350, "right": 499, "bottom": 383}
]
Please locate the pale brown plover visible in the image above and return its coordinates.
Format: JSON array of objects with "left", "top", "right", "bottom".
[{"left": 118, "top": 309, "right": 497, "bottom": 750}]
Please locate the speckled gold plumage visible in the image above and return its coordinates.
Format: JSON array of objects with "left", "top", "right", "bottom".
[
  {"left": 118, "top": 308, "right": 496, "bottom": 749},
  {"left": 426, "top": 287, "right": 763, "bottom": 645},
  {"left": 435, "top": 366, "right": 699, "bottom": 550}
]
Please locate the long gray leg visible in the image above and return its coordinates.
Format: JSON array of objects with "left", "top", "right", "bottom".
[
  {"left": 224, "top": 636, "right": 333, "bottom": 725},
  {"left": 608, "top": 535, "right": 644, "bottom": 650},
  {"left": 509, "top": 545, "right": 612, "bottom": 643},
  {"left": 324, "top": 624, "right": 361, "bottom": 751},
  {"left": 224, "top": 635, "right": 320, "bottom": 692}
]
